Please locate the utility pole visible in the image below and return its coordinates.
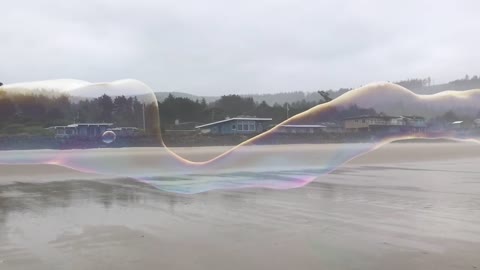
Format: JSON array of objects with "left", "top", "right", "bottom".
[{"left": 286, "top": 104, "right": 290, "bottom": 119}]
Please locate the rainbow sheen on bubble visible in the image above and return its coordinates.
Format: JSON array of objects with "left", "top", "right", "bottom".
[
  {"left": 102, "top": 131, "right": 116, "bottom": 144},
  {"left": 1, "top": 79, "right": 480, "bottom": 194}
]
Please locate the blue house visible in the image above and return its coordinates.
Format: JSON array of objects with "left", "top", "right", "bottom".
[
  {"left": 48, "top": 123, "right": 113, "bottom": 140},
  {"left": 48, "top": 123, "right": 140, "bottom": 141},
  {"left": 196, "top": 117, "right": 272, "bottom": 135}
]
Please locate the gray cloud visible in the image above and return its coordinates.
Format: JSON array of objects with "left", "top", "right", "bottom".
[{"left": 2, "top": 0, "right": 480, "bottom": 95}]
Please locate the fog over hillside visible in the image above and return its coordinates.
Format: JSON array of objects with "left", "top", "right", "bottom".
[
  {"left": 3, "top": 74, "right": 480, "bottom": 107},
  {"left": 152, "top": 75, "right": 480, "bottom": 105}
]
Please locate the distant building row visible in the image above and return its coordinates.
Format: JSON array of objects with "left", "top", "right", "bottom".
[
  {"left": 48, "top": 123, "right": 139, "bottom": 141},
  {"left": 343, "top": 115, "right": 426, "bottom": 132},
  {"left": 192, "top": 115, "right": 427, "bottom": 135},
  {"left": 50, "top": 114, "right": 476, "bottom": 140}
]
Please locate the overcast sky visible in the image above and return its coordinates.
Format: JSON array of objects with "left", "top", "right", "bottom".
[{"left": 2, "top": 0, "right": 480, "bottom": 95}]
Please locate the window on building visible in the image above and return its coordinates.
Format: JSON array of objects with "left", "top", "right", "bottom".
[
  {"left": 249, "top": 124, "right": 255, "bottom": 130},
  {"left": 243, "top": 124, "right": 248, "bottom": 130},
  {"left": 238, "top": 124, "right": 243, "bottom": 130},
  {"left": 232, "top": 124, "right": 236, "bottom": 130}
]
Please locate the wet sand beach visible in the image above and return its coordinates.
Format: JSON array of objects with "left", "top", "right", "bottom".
[{"left": 1, "top": 143, "right": 480, "bottom": 269}]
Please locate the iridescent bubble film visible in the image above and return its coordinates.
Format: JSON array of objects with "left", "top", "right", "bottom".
[
  {"left": 1, "top": 79, "right": 480, "bottom": 194},
  {"left": 102, "top": 131, "right": 116, "bottom": 144}
]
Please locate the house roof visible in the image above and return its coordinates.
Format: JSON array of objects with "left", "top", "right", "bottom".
[
  {"left": 343, "top": 115, "right": 425, "bottom": 121},
  {"left": 401, "top": 115, "right": 425, "bottom": 120},
  {"left": 280, "top": 124, "right": 327, "bottom": 128},
  {"left": 195, "top": 117, "right": 272, "bottom": 128},
  {"left": 67, "top": 123, "right": 114, "bottom": 127},
  {"left": 320, "top": 122, "right": 343, "bottom": 128},
  {"left": 46, "top": 126, "right": 70, "bottom": 129},
  {"left": 343, "top": 115, "right": 399, "bottom": 120},
  {"left": 109, "top": 127, "right": 138, "bottom": 130}
]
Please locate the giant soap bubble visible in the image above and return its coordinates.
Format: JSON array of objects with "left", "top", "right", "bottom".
[
  {"left": 102, "top": 131, "right": 116, "bottom": 144},
  {"left": 1, "top": 79, "right": 480, "bottom": 193}
]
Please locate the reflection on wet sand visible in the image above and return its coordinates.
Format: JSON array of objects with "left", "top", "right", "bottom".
[{"left": 1, "top": 144, "right": 480, "bottom": 269}]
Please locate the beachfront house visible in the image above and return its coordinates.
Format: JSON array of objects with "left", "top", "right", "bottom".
[
  {"left": 320, "top": 122, "right": 344, "bottom": 133},
  {"left": 47, "top": 126, "right": 77, "bottom": 140},
  {"left": 195, "top": 117, "right": 272, "bottom": 135},
  {"left": 274, "top": 124, "right": 327, "bottom": 134},
  {"left": 108, "top": 127, "right": 140, "bottom": 137},
  {"left": 164, "top": 120, "right": 204, "bottom": 135},
  {"left": 344, "top": 115, "right": 426, "bottom": 133},
  {"left": 402, "top": 116, "right": 427, "bottom": 129},
  {"left": 48, "top": 123, "right": 140, "bottom": 141},
  {"left": 48, "top": 123, "right": 113, "bottom": 140},
  {"left": 68, "top": 123, "right": 113, "bottom": 138}
]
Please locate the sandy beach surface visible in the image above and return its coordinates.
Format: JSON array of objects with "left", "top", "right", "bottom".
[{"left": 1, "top": 142, "right": 480, "bottom": 269}]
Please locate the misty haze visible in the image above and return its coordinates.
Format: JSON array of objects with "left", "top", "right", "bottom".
[{"left": 1, "top": 1, "right": 480, "bottom": 270}]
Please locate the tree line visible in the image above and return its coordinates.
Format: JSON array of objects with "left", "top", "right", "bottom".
[
  {"left": 0, "top": 89, "right": 336, "bottom": 135},
  {"left": 0, "top": 91, "right": 148, "bottom": 135},
  {"left": 1, "top": 86, "right": 473, "bottom": 136},
  {"left": 158, "top": 92, "right": 340, "bottom": 127}
]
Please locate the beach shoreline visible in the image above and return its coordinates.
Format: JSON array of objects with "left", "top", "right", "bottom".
[{"left": 1, "top": 142, "right": 480, "bottom": 269}]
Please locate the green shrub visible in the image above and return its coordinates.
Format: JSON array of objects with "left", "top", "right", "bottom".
[{"left": 1, "top": 124, "right": 53, "bottom": 136}]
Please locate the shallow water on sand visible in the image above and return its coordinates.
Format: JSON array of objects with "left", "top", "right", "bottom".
[{"left": 1, "top": 145, "right": 480, "bottom": 269}]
